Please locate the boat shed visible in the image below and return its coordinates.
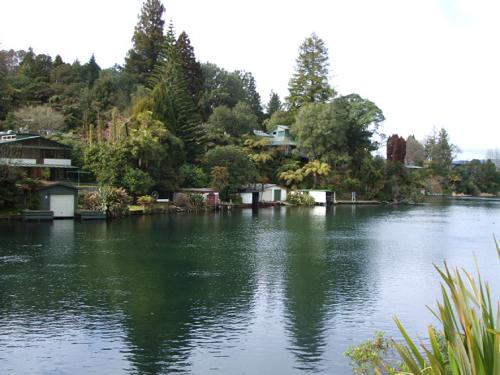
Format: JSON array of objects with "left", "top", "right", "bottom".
[
  {"left": 240, "top": 184, "right": 287, "bottom": 205},
  {"left": 37, "top": 182, "right": 78, "bottom": 218}
]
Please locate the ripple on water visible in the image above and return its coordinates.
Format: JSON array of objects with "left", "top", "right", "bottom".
[{"left": 0, "top": 255, "right": 30, "bottom": 264}]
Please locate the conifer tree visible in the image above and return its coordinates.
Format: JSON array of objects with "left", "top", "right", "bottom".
[
  {"left": 286, "top": 33, "right": 334, "bottom": 111},
  {"left": 125, "top": 0, "right": 165, "bottom": 86},
  {"left": 266, "top": 91, "right": 282, "bottom": 117},
  {"left": 83, "top": 54, "right": 100, "bottom": 87},
  {"left": 176, "top": 31, "right": 203, "bottom": 104},
  {"left": 149, "top": 32, "right": 205, "bottom": 162},
  {"left": 0, "top": 52, "right": 9, "bottom": 120},
  {"left": 53, "top": 55, "right": 64, "bottom": 68},
  {"left": 239, "top": 71, "right": 263, "bottom": 121}
]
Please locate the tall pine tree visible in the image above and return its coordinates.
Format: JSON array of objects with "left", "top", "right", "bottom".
[
  {"left": 239, "top": 71, "right": 263, "bottom": 121},
  {"left": 0, "top": 52, "right": 9, "bottom": 120},
  {"left": 83, "top": 54, "right": 100, "bottom": 87},
  {"left": 266, "top": 90, "right": 282, "bottom": 117},
  {"left": 176, "top": 31, "right": 203, "bottom": 104},
  {"left": 286, "top": 33, "right": 334, "bottom": 111},
  {"left": 148, "top": 28, "right": 205, "bottom": 162},
  {"left": 125, "top": 0, "right": 165, "bottom": 86}
]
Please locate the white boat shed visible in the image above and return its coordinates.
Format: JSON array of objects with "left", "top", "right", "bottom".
[{"left": 240, "top": 184, "right": 288, "bottom": 205}]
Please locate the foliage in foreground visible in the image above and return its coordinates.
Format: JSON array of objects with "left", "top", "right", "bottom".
[
  {"left": 344, "top": 332, "right": 405, "bottom": 375},
  {"left": 346, "top": 242, "right": 500, "bottom": 375}
]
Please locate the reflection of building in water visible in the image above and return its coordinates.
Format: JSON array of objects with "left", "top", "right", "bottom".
[{"left": 310, "top": 206, "right": 327, "bottom": 217}]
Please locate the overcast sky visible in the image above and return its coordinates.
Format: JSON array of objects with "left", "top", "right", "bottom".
[{"left": 1, "top": 0, "right": 499, "bottom": 159}]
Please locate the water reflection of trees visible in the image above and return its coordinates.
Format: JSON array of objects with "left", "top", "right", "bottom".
[
  {"left": 0, "top": 215, "right": 257, "bottom": 374},
  {"left": 281, "top": 206, "right": 379, "bottom": 372},
  {"left": 0, "top": 207, "right": 386, "bottom": 374}
]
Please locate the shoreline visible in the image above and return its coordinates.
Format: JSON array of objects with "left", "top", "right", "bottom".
[{"left": 2, "top": 196, "right": 499, "bottom": 223}]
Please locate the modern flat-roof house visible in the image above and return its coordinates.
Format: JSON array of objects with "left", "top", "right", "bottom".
[{"left": 0, "top": 131, "right": 76, "bottom": 180}]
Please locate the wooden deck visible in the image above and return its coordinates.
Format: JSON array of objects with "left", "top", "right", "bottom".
[
  {"left": 21, "top": 210, "right": 54, "bottom": 221},
  {"left": 75, "top": 210, "right": 107, "bottom": 220}
]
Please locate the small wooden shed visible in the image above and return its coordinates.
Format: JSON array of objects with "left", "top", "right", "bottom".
[{"left": 37, "top": 182, "right": 78, "bottom": 218}]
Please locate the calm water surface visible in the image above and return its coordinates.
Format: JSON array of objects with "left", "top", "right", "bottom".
[{"left": 0, "top": 202, "right": 499, "bottom": 374}]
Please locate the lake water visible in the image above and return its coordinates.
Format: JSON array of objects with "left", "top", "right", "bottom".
[{"left": 0, "top": 202, "right": 499, "bottom": 374}]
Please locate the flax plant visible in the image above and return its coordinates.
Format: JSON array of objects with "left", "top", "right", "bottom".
[{"left": 392, "top": 241, "right": 500, "bottom": 375}]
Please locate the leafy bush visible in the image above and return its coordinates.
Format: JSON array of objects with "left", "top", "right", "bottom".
[
  {"left": 179, "top": 164, "right": 209, "bottom": 188},
  {"left": 18, "top": 177, "right": 41, "bottom": 209},
  {"left": 187, "top": 193, "right": 206, "bottom": 210},
  {"left": 173, "top": 193, "right": 192, "bottom": 210},
  {"left": 137, "top": 195, "right": 155, "bottom": 213},
  {"left": 287, "top": 191, "right": 315, "bottom": 206},
  {"left": 174, "top": 193, "right": 207, "bottom": 211},
  {"left": 123, "top": 167, "right": 154, "bottom": 196},
  {"left": 137, "top": 195, "right": 155, "bottom": 205},
  {"left": 0, "top": 165, "right": 23, "bottom": 207},
  {"left": 84, "top": 187, "right": 131, "bottom": 218},
  {"left": 344, "top": 332, "right": 403, "bottom": 375},
  {"left": 230, "top": 194, "right": 242, "bottom": 205}
]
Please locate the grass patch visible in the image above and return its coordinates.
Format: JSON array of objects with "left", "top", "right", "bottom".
[{"left": 0, "top": 206, "right": 20, "bottom": 216}]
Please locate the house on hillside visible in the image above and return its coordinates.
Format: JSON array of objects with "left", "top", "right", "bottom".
[
  {"left": 0, "top": 131, "right": 76, "bottom": 180},
  {"left": 254, "top": 125, "right": 296, "bottom": 154}
]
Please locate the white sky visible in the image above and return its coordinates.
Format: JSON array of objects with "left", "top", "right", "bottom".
[{"left": 1, "top": 0, "right": 499, "bottom": 159}]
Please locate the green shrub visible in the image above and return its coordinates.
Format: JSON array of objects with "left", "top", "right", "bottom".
[
  {"left": 84, "top": 187, "right": 131, "bottom": 218},
  {"left": 0, "top": 165, "right": 23, "bottom": 208},
  {"left": 187, "top": 193, "right": 206, "bottom": 210},
  {"left": 173, "top": 193, "right": 206, "bottom": 211},
  {"left": 287, "top": 191, "right": 315, "bottom": 206},
  {"left": 137, "top": 195, "right": 155, "bottom": 205},
  {"left": 137, "top": 195, "right": 155, "bottom": 213},
  {"left": 173, "top": 193, "right": 192, "bottom": 210},
  {"left": 230, "top": 194, "right": 242, "bottom": 205},
  {"left": 179, "top": 164, "right": 209, "bottom": 188},
  {"left": 344, "top": 332, "right": 403, "bottom": 375}
]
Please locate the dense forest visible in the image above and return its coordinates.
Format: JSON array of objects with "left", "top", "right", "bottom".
[{"left": 1, "top": 0, "right": 499, "bottom": 204}]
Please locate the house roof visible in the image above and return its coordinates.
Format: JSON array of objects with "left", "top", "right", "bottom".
[
  {"left": 0, "top": 161, "right": 77, "bottom": 169},
  {"left": 36, "top": 181, "right": 78, "bottom": 191},
  {"left": 240, "top": 183, "right": 286, "bottom": 192},
  {"left": 0, "top": 133, "right": 71, "bottom": 149},
  {"left": 179, "top": 188, "right": 219, "bottom": 193},
  {"left": 253, "top": 125, "right": 296, "bottom": 147}
]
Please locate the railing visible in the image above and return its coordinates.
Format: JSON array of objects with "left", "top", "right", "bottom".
[
  {"left": 0, "top": 158, "right": 36, "bottom": 165},
  {"left": 43, "top": 158, "right": 72, "bottom": 166}
]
